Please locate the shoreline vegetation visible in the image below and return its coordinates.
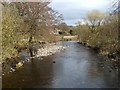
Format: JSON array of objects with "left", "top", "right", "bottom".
[
  {"left": 2, "top": 2, "right": 63, "bottom": 62},
  {"left": 1, "top": 1, "right": 63, "bottom": 74},
  {"left": 77, "top": 41, "right": 119, "bottom": 72}
]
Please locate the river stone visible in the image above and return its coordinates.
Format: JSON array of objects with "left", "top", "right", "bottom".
[{"left": 53, "top": 61, "right": 56, "bottom": 63}]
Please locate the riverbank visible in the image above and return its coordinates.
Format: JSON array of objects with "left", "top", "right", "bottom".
[
  {"left": 77, "top": 41, "right": 120, "bottom": 72},
  {"left": 36, "top": 43, "right": 67, "bottom": 57},
  {"left": 2, "top": 42, "right": 67, "bottom": 75}
]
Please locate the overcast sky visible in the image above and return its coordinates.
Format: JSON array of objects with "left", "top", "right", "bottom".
[{"left": 50, "top": 0, "right": 113, "bottom": 26}]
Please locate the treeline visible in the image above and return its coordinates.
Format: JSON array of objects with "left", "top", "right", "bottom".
[
  {"left": 2, "top": 1, "right": 63, "bottom": 61},
  {"left": 74, "top": 2, "right": 120, "bottom": 60}
]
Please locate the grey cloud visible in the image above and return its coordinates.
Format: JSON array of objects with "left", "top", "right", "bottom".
[{"left": 50, "top": 0, "right": 111, "bottom": 25}]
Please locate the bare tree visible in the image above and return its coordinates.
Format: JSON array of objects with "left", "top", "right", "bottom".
[
  {"left": 84, "top": 10, "right": 106, "bottom": 33},
  {"left": 14, "top": 2, "right": 63, "bottom": 57}
]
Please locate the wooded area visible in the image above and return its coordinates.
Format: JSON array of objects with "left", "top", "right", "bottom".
[
  {"left": 71, "top": 0, "right": 120, "bottom": 63},
  {"left": 2, "top": 1, "right": 64, "bottom": 60}
]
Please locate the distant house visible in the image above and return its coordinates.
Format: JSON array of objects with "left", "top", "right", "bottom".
[{"left": 53, "top": 29, "right": 62, "bottom": 35}]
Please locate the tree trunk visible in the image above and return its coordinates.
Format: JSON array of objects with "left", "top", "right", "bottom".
[
  {"left": 29, "top": 47, "right": 33, "bottom": 57},
  {"left": 29, "top": 35, "right": 33, "bottom": 57}
]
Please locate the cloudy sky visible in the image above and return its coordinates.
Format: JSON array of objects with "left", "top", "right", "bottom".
[{"left": 50, "top": 0, "right": 113, "bottom": 26}]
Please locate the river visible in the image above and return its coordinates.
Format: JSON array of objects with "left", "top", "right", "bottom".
[{"left": 2, "top": 41, "right": 119, "bottom": 88}]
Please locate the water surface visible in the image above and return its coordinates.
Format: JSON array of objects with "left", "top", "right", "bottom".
[{"left": 2, "top": 41, "right": 119, "bottom": 88}]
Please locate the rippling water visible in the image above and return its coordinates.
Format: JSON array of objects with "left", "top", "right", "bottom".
[{"left": 2, "top": 41, "right": 119, "bottom": 88}]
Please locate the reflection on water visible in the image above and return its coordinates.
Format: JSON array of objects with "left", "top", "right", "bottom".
[{"left": 2, "top": 41, "right": 119, "bottom": 88}]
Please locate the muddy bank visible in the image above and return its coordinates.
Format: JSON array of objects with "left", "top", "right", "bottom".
[{"left": 2, "top": 42, "right": 67, "bottom": 75}]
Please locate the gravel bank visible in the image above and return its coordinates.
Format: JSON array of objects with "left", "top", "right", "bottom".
[{"left": 36, "top": 43, "right": 67, "bottom": 57}]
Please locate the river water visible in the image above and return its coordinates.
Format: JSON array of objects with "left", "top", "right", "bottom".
[{"left": 2, "top": 41, "right": 119, "bottom": 88}]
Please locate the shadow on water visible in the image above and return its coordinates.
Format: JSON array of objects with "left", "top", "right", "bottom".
[{"left": 2, "top": 41, "right": 119, "bottom": 88}]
